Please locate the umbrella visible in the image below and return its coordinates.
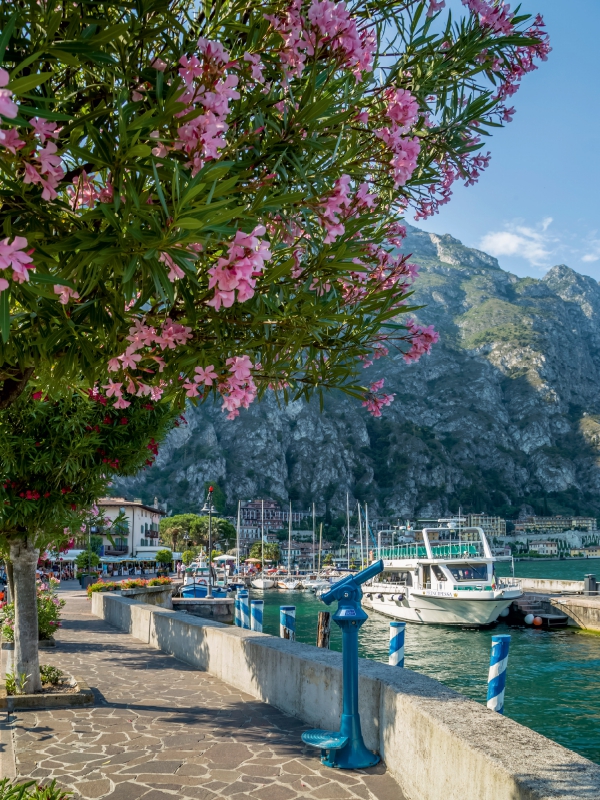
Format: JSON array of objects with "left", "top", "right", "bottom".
[
  {"left": 214, "top": 554, "right": 235, "bottom": 561},
  {"left": 245, "top": 557, "right": 262, "bottom": 563}
]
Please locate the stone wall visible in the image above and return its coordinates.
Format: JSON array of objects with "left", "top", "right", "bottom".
[
  {"left": 92, "top": 593, "right": 600, "bottom": 800},
  {"left": 551, "top": 596, "right": 600, "bottom": 631},
  {"left": 513, "top": 578, "right": 584, "bottom": 593}
]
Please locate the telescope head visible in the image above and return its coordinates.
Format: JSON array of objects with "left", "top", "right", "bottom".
[{"left": 320, "top": 560, "right": 384, "bottom": 605}]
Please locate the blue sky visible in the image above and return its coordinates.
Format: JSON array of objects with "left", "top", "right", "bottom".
[{"left": 409, "top": 0, "right": 600, "bottom": 281}]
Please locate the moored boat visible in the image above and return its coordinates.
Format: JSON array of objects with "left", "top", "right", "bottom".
[{"left": 362, "top": 523, "right": 522, "bottom": 627}]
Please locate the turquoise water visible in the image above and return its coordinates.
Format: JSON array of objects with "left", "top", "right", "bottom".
[
  {"left": 253, "top": 580, "right": 600, "bottom": 764},
  {"left": 495, "top": 557, "right": 600, "bottom": 581}
]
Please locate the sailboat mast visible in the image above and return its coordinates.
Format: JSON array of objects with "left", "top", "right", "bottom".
[
  {"left": 236, "top": 499, "right": 241, "bottom": 575},
  {"left": 318, "top": 522, "right": 323, "bottom": 573},
  {"left": 346, "top": 492, "right": 351, "bottom": 570},
  {"left": 261, "top": 499, "right": 264, "bottom": 570},
  {"left": 312, "top": 502, "right": 316, "bottom": 573},
  {"left": 288, "top": 501, "right": 292, "bottom": 575},
  {"left": 365, "top": 502, "right": 369, "bottom": 562}
]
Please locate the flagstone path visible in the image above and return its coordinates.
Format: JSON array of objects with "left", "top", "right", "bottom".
[{"left": 8, "top": 592, "right": 404, "bottom": 800}]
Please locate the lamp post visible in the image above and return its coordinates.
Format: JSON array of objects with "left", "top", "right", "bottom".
[{"left": 202, "top": 487, "right": 216, "bottom": 599}]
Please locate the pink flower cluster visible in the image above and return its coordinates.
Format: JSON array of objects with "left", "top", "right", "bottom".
[
  {"left": 265, "top": 0, "right": 313, "bottom": 81},
  {"left": 414, "top": 146, "right": 490, "bottom": 220},
  {"left": 376, "top": 88, "right": 421, "bottom": 188},
  {"left": 220, "top": 355, "right": 258, "bottom": 419},
  {"left": 22, "top": 119, "right": 64, "bottom": 201},
  {"left": 66, "top": 170, "right": 114, "bottom": 209},
  {"left": 462, "top": 0, "right": 514, "bottom": 35},
  {"left": 318, "top": 175, "right": 377, "bottom": 244},
  {"left": 0, "top": 68, "right": 17, "bottom": 119},
  {"left": 207, "top": 225, "right": 272, "bottom": 310},
  {"left": 105, "top": 317, "right": 193, "bottom": 407},
  {"left": 307, "top": 0, "right": 375, "bottom": 79},
  {"left": 265, "top": 0, "right": 374, "bottom": 82},
  {"left": 172, "top": 38, "right": 239, "bottom": 176},
  {"left": 362, "top": 378, "right": 394, "bottom": 418},
  {"left": 0, "top": 236, "right": 34, "bottom": 292},
  {"left": 402, "top": 319, "right": 439, "bottom": 363},
  {"left": 54, "top": 285, "right": 80, "bottom": 305}
]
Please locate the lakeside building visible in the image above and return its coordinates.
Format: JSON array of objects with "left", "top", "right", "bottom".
[
  {"left": 467, "top": 514, "right": 507, "bottom": 537},
  {"left": 238, "top": 499, "right": 311, "bottom": 541},
  {"left": 515, "top": 516, "right": 597, "bottom": 534},
  {"left": 528, "top": 540, "right": 558, "bottom": 556},
  {"left": 570, "top": 545, "right": 600, "bottom": 557},
  {"left": 94, "top": 497, "right": 167, "bottom": 559}
]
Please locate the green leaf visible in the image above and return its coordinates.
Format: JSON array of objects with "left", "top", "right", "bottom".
[
  {"left": 0, "top": 289, "right": 10, "bottom": 343},
  {"left": 0, "top": 12, "right": 16, "bottom": 62},
  {"left": 8, "top": 72, "right": 54, "bottom": 95}
]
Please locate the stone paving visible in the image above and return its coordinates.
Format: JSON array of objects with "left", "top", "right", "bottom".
[{"left": 10, "top": 593, "right": 404, "bottom": 800}]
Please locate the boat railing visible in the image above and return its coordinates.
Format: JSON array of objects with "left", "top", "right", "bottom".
[
  {"left": 497, "top": 576, "right": 521, "bottom": 589},
  {"left": 380, "top": 541, "right": 485, "bottom": 561}
]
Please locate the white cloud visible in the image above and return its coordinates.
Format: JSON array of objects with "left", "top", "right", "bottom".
[
  {"left": 480, "top": 219, "right": 558, "bottom": 268},
  {"left": 581, "top": 236, "right": 600, "bottom": 263},
  {"left": 582, "top": 253, "right": 599, "bottom": 263}
]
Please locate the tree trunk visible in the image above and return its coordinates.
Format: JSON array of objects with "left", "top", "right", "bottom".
[
  {"left": 6, "top": 560, "right": 14, "bottom": 603},
  {"left": 9, "top": 539, "right": 42, "bottom": 693}
]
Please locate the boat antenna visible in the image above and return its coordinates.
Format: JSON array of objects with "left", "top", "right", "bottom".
[
  {"left": 236, "top": 499, "right": 241, "bottom": 576},
  {"left": 261, "top": 499, "right": 264, "bottom": 571},
  {"left": 312, "top": 502, "right": 316, "bottom": 574},
  {"left": 365, "top": 502, "right": 369, "bottom": 561},
  {"left": 346, "top": 492, "right": 351, "bottom": 571},
  {"left": 288, "top": 501, "right": 293, "bottom": 577}
]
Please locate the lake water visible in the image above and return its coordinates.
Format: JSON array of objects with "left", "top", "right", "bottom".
[{"left": 252, "top": 563, "right": 600, "bottom": 765}]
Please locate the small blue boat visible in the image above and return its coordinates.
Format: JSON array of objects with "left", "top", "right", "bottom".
[{"left": 181, "top": 582, "right": 230, "bottom": 598}]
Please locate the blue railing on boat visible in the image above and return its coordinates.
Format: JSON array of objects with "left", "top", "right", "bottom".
[{"left": 380, "top": 542, "right": 484, "bottom": 561}]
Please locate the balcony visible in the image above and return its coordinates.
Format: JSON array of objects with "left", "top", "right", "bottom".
[{"left": 104, "top": 546, "right": 129, "bottom": 555}]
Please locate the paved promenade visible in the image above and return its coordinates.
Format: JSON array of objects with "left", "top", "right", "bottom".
[{"left": 7, "top": 591, "right": 403, "bottom": 800}]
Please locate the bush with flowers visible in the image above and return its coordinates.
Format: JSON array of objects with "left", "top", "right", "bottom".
[
  {"left": 1, "top": 582, "right": 65, "bottom": 642},
  {"left": 86, "top": 575, "right": 172, "bottom": 598}
]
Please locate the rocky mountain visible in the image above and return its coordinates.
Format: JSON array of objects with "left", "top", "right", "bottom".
[{"left": 115, "top": 225, "right": 600, "bottom": 527}]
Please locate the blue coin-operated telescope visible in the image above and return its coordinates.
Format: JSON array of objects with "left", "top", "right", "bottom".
[{"left": 301, "top": 559, "right": 384, "bottom": 769}]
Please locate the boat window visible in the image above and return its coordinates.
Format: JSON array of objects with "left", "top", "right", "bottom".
[
  {"left": 447, "top": 564, "right": 488, "bottom": 582},
  {"left": 431, "top": 565, "right": 447, "bottom": 581},
  {"left": 380, "top": 571, "right": 412, "bottom": 586}
]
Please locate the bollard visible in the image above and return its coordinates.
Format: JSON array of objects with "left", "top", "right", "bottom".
[
  {"left": 238, "top": 590, "right": 250, "bottom": 629},
  {"left": 250, "top": 599, "right": 264, "bottom": 632},
  {"left": 584, "top": 574, "right": 597, "bottom": 596},
  {"left": 234, "top": 593, "right": 241, "bottom": 627},
  {"left": 487, "top": 634, "right": 511, "bottom": 714},
  {"left": 388, "top": 621, "right": 405, "bottom": 667},
  {"left": 280, "top": 605, "right": 296, "bottom": 640}
]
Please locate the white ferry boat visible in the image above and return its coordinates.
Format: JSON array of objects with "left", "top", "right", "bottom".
[{"left": 363, "top": 524, "right": 522, "bottom": 627}]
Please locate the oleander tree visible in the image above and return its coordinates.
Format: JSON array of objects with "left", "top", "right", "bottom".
[
  {"left": 0, "top": 388, "right": 176, "bottom": 692},
  {"left": 0, "top": 0, "right": 549, "bottom": 419}
]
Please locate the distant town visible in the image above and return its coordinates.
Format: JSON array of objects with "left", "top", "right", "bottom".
[{"left": 58, "top": 495, "right": 600, "bottom": 572}]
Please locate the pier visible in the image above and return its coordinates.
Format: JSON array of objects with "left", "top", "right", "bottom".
[{"left": 512, "top": 575, "right": 600, "bottom": 632}]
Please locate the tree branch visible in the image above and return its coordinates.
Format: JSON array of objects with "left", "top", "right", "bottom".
[{"left": 0, "top": 367, "right": 34, "bottom": 409}]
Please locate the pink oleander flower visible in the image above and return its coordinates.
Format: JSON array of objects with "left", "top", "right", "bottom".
[
  {"left": 103, "top": 380, "right": 123, "bottom": 398},
  {"left": 151, "top": 58, "right": 167, "bottom": 71},
  {"left": 427, "top": 0, "right": 445, "bottom": 15},
  {"left": 194, "top": 365, "right": 218, "bottom": 386},
  {"left": 30, "top": 117, "right": 60, "bottom": 144},
  {"left": 307, "top": 0, "right": 375, "bottom": 79},
  {"left": 0, "top": 127, "right": 25, "bottom": 154},
  {"left": 0, "top": 236, "right": 35, "bottom": 285},
  {"left": 403, "top": 319, "right": 439, "bottom": 363},
  {"left": 362, "top": 378, "right": 395, "bottom": 417},
  {"left": 159, "top": 251, "right": 185, "bottom": 281},
  {"left": 67, "top": 171, "right": 98, "bottom": 209},
  {"left": 113, "top": 397, "right": 131, "bottom": 409},
  {"left": 244, "top": 52, "right": 265, "bottom": 83},
  {"left": 54, "top": 284, "right": 80, "bottom": 304},
  {"left": 0, "top": 68, "right": 18, "bottom": 119}
]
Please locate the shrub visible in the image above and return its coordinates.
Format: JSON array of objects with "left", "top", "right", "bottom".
[
  {"left": 75, "top": 551, "right": 101, "bottom": 571},
  {"left": 1, "top": 585, "right": 64, "bottom": 642},
  {"left": 155, "top": 549, "right": 173, "bottom": 566},
  {"left": 40, "top": 665, "right": 65, "bottom": 686},
  {"left": 148, "top": 577, "right": 172, "bottom": 586},
  {"left": 0, "top": 779, "right": 70, "bottom": 800},
  {"left": 120, "top": 579, "right": 148, "bottom": 589},
  {"left": 86, "top": 581, "right": 118, "bottom": 597}
]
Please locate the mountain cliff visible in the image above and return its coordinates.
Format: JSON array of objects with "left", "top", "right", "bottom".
[{"left": 115, "top": 226, "right": 600, "bottom": 525}]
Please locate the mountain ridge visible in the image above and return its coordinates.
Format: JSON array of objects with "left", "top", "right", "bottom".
[{"left": 115, "top": 225, "right": 600, "bottom": 527}]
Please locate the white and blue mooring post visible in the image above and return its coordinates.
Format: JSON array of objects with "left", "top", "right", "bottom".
[
  {"left": 487, "top": 634, "right": 511, "bottom": 714},
  {"left": 250, "top": 599, "right": 264, "bottom": 632},
  {"left": 238, "top": 590, "right": 250, "bottom": 629},
  {"left": 389, "top": 621, "right": 405, "bottom": 667},
  {"left": 280, "top": 605, "right": 296, "bottom": 640},
  {"left": 234, "top": 593, "right": 241, "bottom": 627}
]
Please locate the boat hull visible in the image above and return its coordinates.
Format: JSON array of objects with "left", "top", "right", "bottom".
[
  {"left": 363, "top": 590, "right": 518, "bottom": 627},
  {"left": 251, "top": 578, "right": 275, "bottom": 589},
  {"left": 181, "top": 584, "right": 229, "bottom": 599}
]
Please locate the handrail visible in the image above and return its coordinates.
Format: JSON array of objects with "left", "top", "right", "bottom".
[{"left": 380, "top": 542, "right": 485, "bottom": 561}]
